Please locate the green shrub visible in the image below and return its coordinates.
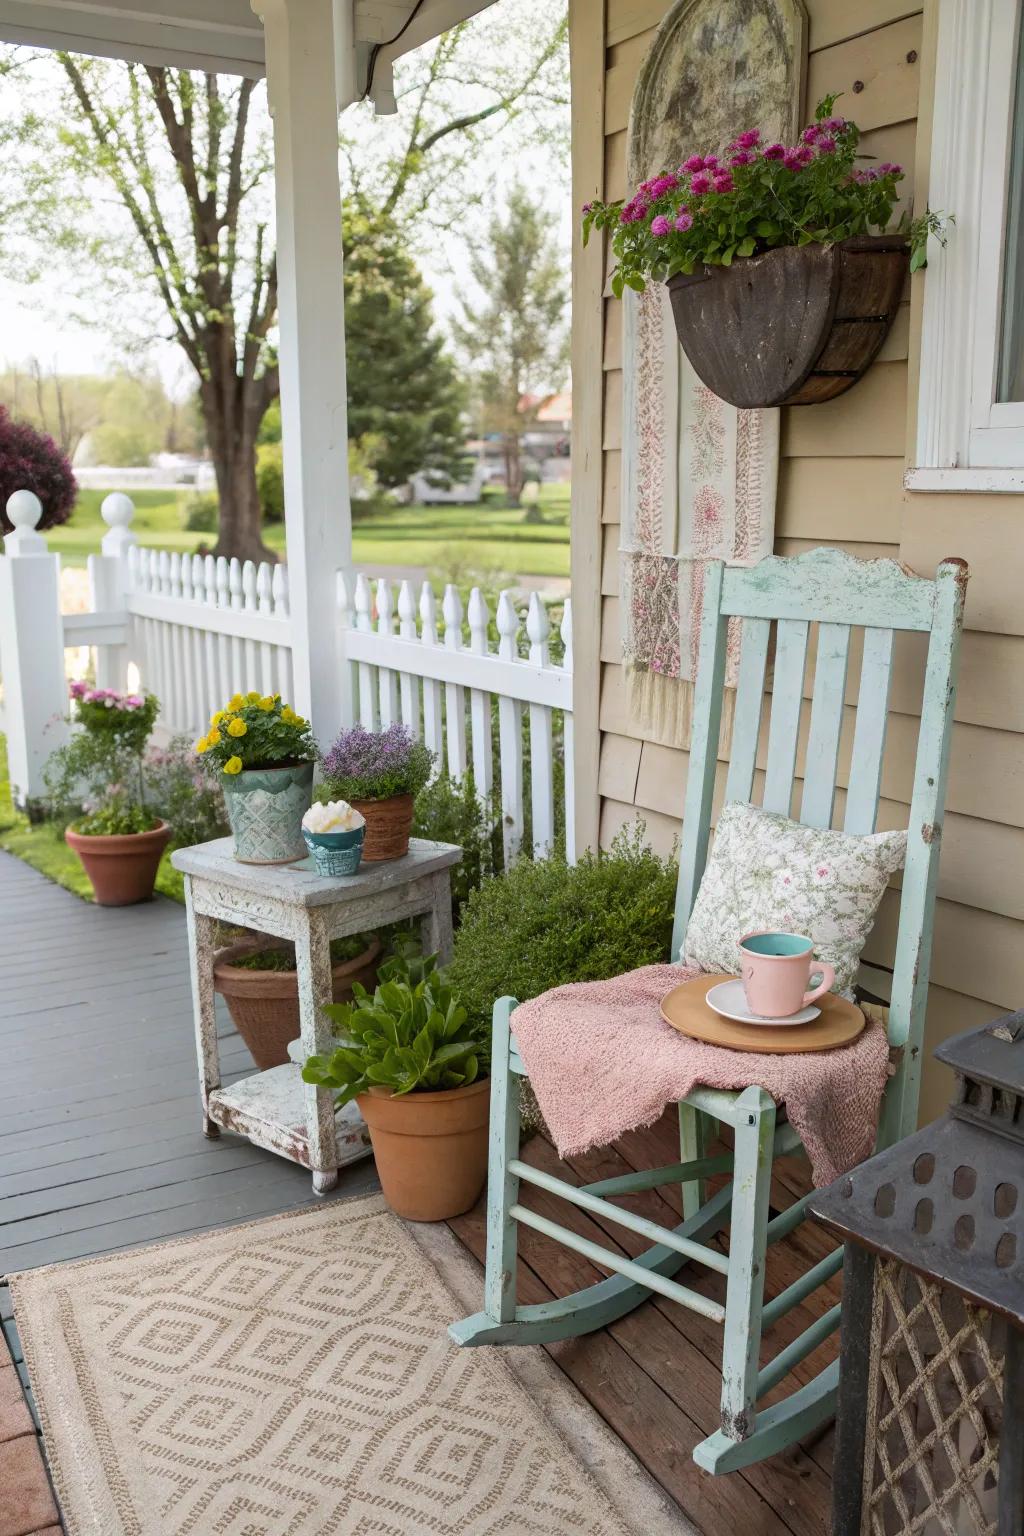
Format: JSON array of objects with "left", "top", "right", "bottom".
[
  {"left": 144, "top": 735, "right": 228, "bottom": 846},
  {"left": 412, "top": 771, "right": 500, "bottom": 924},
  {"left": 183, "top": 494, "right": 218, "bottom": 533},
  {"left": 256, "top": 441, "right": 285, "bottom": 523},
  {"left": 447, "top": 824, "right": 678, "bottom": 1034}
]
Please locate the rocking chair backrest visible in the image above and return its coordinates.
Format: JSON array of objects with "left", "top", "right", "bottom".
[{"left": 672, "top": 547, "right": 967, "bottom": 1142}]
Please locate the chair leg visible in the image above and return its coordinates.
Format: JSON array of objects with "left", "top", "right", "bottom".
[
  {"left": 718, "top": 1086, "right": 776, "bottom": 1443},
  {"left": 678, "top": 1102, "right": 707, "bottom": 1220},
  {"left": 482, "top": 996, "right": 520, "bottom": 1325}
]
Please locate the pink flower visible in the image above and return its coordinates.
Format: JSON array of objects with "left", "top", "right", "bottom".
[
  {"left": 729, "top": 151, "right": 755, "bottom": 166},
  {"left": 674, "top": 208, "right": 693, "bottom": 232},
  {"left": 802, "top": 124, "right": 821, "bottom": 145},
  {"left": 732, "top": 128, "right": 761, "bottom": 150},
  {"left": 703, "top": 155, "right": 720, "bottom": 170},
  {"left": 648, "top": 173, "right": 678, "bottom": 197},
  {"left": 796, "top": 144, "right": 815, "bottom": 165},
  {"left": 690, "top": 173, "right": 712, "bottom": 195},
  {"left": 816, "top": 135, "right": 837, "bottom": 154},
  {"left": 712, "top": 171, "right": 735, "bottom": 193},
  {"left": 681, "top": 153, "right": 706, "bottom": 173},
  {"left": 650, "top": 214, "right": 671, "bottom": 236},
  {"left": 124, "top": 695, "right": 144, "bottom": 709},
  {"left": 878, "top": 161, "right": 903, "bottom": 176},
  {"left": 822, "top": 116, "right": 847, "bottom": 134},
  {"left": 782, "top": 150, "right": 804, "bottom": 171},
  {"left": 762, "top": 142, "right": 786, "bottom": 161},
  {"left": 581, "top": 200, "right": 594, "bottom": 213},
  {"left": 619, "top": 198, "right": 646, "bottom": 224},
  {"left": 69, "top": 680, "right": 88, "bottom": 699}
]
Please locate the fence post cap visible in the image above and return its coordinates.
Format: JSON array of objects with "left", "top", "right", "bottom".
[
  {"left": 6, "top": 489, "right": 43, "bottom": 528},
  {"left": 100, "top": 492, "right": 135, "bottom": 529}
]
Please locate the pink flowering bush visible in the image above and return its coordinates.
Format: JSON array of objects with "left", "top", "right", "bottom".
[{"left": 583, "top": 96, "right": 945, "bottom": 298}]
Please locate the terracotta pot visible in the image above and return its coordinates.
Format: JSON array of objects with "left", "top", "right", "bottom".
[
  {"left": 65, "top": 820, "right": 172, "bottom": 906},
  {"left": 214, "top": 935, "right": 382, "bottom": 1070},
  {"left": 665, "top": 235, "right": 909, "bottom": 408},
  {"left": 349, "top": 793, "right": 414, "bottom": 861},
  {"left": 358, "top": 1077, "right": 491, "bottom": 1221}
]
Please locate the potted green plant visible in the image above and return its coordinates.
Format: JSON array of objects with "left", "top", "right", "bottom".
[
  {"left": 583, "top": 95, "right": 948, "bottom": 408},
  {"left": 302, "top": 947, "right": 489, "bottom": 1220},
  {"left": 214, "top": 931, "right": 382, "bottom": 1070},
  {"left": 46, "top": 683, "right": 170, "bottom": 906},
  {"left": 317, "top": 724, "right": 433, "bottom": 861},
  {"left": 195, "top": 692, "right": 316, "bottom": 864}
]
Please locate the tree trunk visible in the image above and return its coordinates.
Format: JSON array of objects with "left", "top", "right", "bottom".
[
  {"left": 503, "top": 431, "right": 523, "bottom": 505},
  {"left": 200, "top": 360, "right": 277, "bottom": 564}
]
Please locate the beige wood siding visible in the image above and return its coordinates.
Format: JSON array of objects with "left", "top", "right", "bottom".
[{"left": 570, "top": 0, "right": 1024, "bottom": 1125}]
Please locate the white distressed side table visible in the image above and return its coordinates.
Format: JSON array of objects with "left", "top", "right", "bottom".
[{"left": 171, "top": 836, "right": 462, "bottom": 1194}]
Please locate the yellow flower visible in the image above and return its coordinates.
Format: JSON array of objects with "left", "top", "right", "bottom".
[
  {"left": 210, "top": 710, "right": 227, "bottom": 727},
  {"left": 246, "top": 690, "right": 261, "bottom": 703},
  {"left": 195, "top": 735, "right": 210, "bottom": 754},
  {"left": 227, "top": 717, "right": 247, "bottom": 738},
  {"left": 207, "top": 727, "right": 222, "bottom": 746},
  {"left": 280, "top": 706, "right": 296, "bottom": 724},
  {"left": 258, "top": 696, "right": 275, "bottom": 712},
  {"left": 223, "top": 756, "right": 243, "bottom": 775},
  {"left": 228, "top": 693, "right": 244, "bottom": 711}
]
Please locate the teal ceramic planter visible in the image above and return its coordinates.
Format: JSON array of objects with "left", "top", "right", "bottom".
[
  {"left": 222, "top": 762, "right": 314, "bottom": 864},
  {"left": 303, "top": 825, "right": 364, "bottom": 878}
]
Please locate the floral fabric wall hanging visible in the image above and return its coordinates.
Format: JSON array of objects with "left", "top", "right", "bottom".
[{"left": 621, "top": 0, "right": 806, "bottom": 746}]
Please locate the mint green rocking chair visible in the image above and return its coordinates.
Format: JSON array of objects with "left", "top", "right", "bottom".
[{"left": 451, "top": 546, "right": 968, "bottom": 1474}]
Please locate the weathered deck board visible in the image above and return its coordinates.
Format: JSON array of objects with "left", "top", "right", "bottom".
[{"left": 0, "top": 850, "right": 834, "bottom": 1534}]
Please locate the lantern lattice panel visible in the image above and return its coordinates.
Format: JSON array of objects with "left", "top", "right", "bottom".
[{"left": 864, "top": 1258, "right": 1005, "bottom": 1536}]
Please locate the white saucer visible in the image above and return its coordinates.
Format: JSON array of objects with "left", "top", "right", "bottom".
[{"left": 705, "top": 979, "right": 821, "bottom": 1027}]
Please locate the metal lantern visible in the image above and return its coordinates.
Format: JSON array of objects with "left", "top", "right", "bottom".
[{"left": 811, "top": 1011, "right": 1024, "bottom": 1536}]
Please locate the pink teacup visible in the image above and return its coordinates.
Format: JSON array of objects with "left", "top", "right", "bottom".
[{"left": 738, "top": 931, "right": 835, "bottom": 1019}]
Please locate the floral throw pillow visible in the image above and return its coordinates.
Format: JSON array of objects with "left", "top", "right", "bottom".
[{"left": 682, "top": 801, "right": 907, "bottom": 997}]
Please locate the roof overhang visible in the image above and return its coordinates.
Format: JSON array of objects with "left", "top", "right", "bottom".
[{"left": 0, "top": 0, "right": 496, "bottom": 105}]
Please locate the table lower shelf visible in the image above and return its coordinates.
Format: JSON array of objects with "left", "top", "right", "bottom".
[{"left": 208, "top": 1065, "right": 372, "bottom": 1172}]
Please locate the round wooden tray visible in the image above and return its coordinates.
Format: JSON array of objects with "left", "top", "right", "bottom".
[{"left": 661, "top": 975, "right": 865, "bottom": 1054}]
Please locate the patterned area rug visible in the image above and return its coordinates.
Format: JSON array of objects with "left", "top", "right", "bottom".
[{"left": 9, "top": 1196, "right": 632, "bottom": 1536}]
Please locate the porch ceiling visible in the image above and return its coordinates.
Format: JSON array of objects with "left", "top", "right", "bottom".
[{"left": 0, "top": 0, "right": 494, "bottom": 86}]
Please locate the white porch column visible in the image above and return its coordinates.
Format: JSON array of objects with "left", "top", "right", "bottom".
[{"left": 253, "top": 0, "right": 351, "bottom": 744}]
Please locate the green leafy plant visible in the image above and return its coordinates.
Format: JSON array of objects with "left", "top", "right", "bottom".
[
  {"left": 231, "top": 934, "right": 372, "bottom": 972},
  {"left": 182, "top": 493, "right": 218, "bottom": 533},
  {"left": 195, "top": 693, "right": 316, "bottom": 778},
  {"left": 447, "top": 824, "right": 678, "bottom": 1035},
  {"left": 318, "top": 724, "right": 433, "bottom": 803},
  {"left": 44, "top": 684, "right": 161, "bottom": 835},
  {"left": 301, "top": 950, "right": 486, "bottom": 1105},
  {"left": 583, "top": 95, "right": 948, "bottom": 293}
]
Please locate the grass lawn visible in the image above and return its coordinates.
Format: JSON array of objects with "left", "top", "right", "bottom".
[
  {"left": 0, "top": 735, "right": 185, "bottom": 904},
  {"left": 39, "top": 485, "right": 571, "bottom": 581}
]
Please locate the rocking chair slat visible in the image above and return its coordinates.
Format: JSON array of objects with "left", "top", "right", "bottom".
[
  {"left": 761, "top": 1246, "right": 845, "bottom": 1327},
  {"left": 756, "top": 1303, "right": 843, "bottom": 1400},
  {"left": 843, "top": 625, "right": 895, "bottom": 835},
  {"left": 725, "top": 617, "right": 771, "bottom": 805},
  {"left": 582, "top": 1151, "right": 735, "bottom": 1198},
  {"left": 509, "top": 1157, "right": 731, "bottom": 1275},
  {"left": 509, "top": 1203, "right": 728, "bottom": 1323},
  {"left": 801, "top": 622, "right": 851, "bottom": 828},
  {"left": 762, "top": 619, "right": 809, "bottom": 816}
]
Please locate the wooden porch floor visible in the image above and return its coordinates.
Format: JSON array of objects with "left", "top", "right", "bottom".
[{"left": 0, "top": 849, "right": 836, "bottom": 1536}]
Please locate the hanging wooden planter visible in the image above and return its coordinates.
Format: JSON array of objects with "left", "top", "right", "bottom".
[{"left": 665, "top": 234, "right": 908, "bottom": 408}]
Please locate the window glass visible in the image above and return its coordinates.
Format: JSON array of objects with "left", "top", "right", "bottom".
[{"left": 997, "top": 11, "right": 1024, "bottom": 401}]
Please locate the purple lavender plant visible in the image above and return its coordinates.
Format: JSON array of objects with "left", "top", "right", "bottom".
[{"left": 319, "top": 724, "right": 434, "bottom": 803}]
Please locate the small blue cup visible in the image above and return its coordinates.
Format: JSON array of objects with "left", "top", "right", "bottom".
[{"left": 303, "top": 824, "right": 364, "bottom": 877}]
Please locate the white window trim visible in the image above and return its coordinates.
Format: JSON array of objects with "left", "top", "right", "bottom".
[{"left": 906, "top": 0, "right": 1024, "bottom": 493}]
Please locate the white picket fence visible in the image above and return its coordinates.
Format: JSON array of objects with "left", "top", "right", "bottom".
[{"left": 0, "top": 490, "right": 574, "bottom": 862}]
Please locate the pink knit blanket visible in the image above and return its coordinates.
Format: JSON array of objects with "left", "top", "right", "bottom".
[{"left": 512, "top": 965, "right": 891, "bottom": 1188}]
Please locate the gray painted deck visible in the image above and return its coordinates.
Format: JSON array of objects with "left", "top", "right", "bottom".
[{"left": 0, "top": 851, "right": 379, "bottom": 1280}]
